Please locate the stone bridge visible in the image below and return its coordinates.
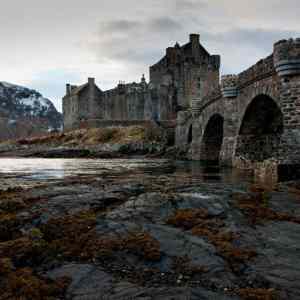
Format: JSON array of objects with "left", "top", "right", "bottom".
[{"left": 176, "top": 39, "right": 300, "bottom": 181}]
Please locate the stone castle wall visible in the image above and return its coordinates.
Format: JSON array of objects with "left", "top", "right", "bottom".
[{"left": 63, "top": 34, "right": 220, "bottom": 132}]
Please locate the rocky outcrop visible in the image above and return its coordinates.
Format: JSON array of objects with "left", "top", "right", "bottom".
[
  {"left": 1, "top": 162, "right": 300, "bottom": 299},
  {"left": 0, "top": 82, "right": 62, "bottom": 140}
]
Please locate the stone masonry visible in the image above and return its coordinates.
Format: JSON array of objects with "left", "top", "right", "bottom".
[
  {"left": 63, "top": 34, "right": 219, "bottom": 131},
  {"left": 176, "top": 38, "right": 300, "bottom": 180},
  {"left": 63, "top": 34, "right": 300, "bottom": 179}
]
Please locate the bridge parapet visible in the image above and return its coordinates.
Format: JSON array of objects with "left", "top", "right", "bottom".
[
  {"left": 237, "top": 55, "right": 275, "bottom": 88},
  {"left": 221, "top": 75, "right": 238, "bottom": 98},
  {"left": 274, "top": 38, "right": 300, "bottom": 76}
]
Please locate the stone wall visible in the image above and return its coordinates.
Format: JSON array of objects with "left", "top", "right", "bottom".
[
  {"left": 63, "top": 34, "right": 220, "bottom": 134},
  {"left": 176, "top": 37, "right": 300, "bottom": 180},
  {"left": 102, "top": 83, "right": 149, "bottom": 121},
  {"left": 150, "top": 34, "right": 220, "bottom": 109}
]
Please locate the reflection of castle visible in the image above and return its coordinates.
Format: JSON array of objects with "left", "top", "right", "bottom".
[{"left": 62, "top": 34, "right": 220, "bottom": 131}]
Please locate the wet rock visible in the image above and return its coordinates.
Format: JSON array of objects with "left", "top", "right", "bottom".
[
  {"left": 2, "top": 159, "right": 300, "bottom": 298},
  {"left": 176, "top": 193, "right": 227, "bottom": 217},
  {"left": 47, "top": 263, "right": 239, "bottom": 300},
  {"left": 47, "top": 263, "right": 113, "bottom": 299},
  {"left": 143, "top": 224, "right": 225, "bottom": 274},
  {"left": 107, "top": 193, "right": 177, "bottom": 223},
  {"left": 29, "top": 184, "right": 136, "bottom": 223},
  {"left": 252, "top": 221, "right": 300, "bottom": 298}
]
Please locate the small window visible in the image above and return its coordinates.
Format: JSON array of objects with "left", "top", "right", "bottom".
[{"left": 198, "top": 77, "right": 201, "bottom": 89}]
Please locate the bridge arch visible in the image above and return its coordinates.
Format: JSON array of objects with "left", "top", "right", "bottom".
[
  {"left": 200, "top": 113, "right": 224, "bottom": 163},
  {"left": 235, "top": 94, "right": 283, "bottom": 162}
]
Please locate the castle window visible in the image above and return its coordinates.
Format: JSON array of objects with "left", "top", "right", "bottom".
[{"left": 198, "top": 77, "right": 201, "bottom": 89}]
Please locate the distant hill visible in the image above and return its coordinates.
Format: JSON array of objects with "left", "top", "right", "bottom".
[{"left": 0, "top": 82, "right": 62, "bottom": 141}]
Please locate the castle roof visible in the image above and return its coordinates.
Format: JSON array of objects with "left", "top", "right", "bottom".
[
  {"left": 71, "top": 83, "right": 89, "bottom": 96},
  {"left": 150, "top": 35, "right": 210, "bottom": 69}
]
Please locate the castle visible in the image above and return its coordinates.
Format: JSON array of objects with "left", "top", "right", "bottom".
[
  {"left": 63, "top": 34, "right": 300, "bottom": 181},
  {"left": 63, "top": 34, "right": 220, "bottom": 130}
]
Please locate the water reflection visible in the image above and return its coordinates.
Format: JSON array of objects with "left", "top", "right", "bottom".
[
  {"left": 0, "top": 158, "right": 172, "bottom": 180},
  {"left": 0, "top": 158, "right": 253, "bottom": 185}
]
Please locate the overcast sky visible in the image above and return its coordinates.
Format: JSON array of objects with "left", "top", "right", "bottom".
[{"left": 0, "top": 0, "right": 299, "bottom": 111}]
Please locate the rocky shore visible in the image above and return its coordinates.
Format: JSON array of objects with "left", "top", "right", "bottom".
[
  {"left": 0, "top": 126, "right": 186, "bottom": 160},
  {"left": 0, "top": 159, "right": 300, "bottom": 299}
]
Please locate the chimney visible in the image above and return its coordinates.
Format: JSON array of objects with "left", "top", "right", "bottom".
[
  {"left": 166, "top": 47, "right": 175, "bottom": 56},
  {"left": 166, "top": 47, "right": 176, "bottom": 65},
  {"left": 189, "top": 33, "right": 200, "bottom": 45},
  {"left": 88, "top": 77, "right": 95, "bottom": 85},
  {"left": 66, "top": 84, "right": 71, "bottom": 95}
]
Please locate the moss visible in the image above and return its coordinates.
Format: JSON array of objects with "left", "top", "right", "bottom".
[
  {"left": 238, "top": 288, "right": 279, "bottom": 300},
  {"left": 29, "top": 228, "right": 44, "bottom": 240}
]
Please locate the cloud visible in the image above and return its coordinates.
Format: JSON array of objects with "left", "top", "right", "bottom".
[
  {"left": 89, "top": 17, "right": 185, "bottom": 67},
  {"left": 174, "top": 0, "right": 207, "bottom": 11},
  {"left": 202, "top": 27, "right": 299, "bottom": 74},
  {"left": 0, "top": 0, "right": 299, "bottom": 112}
]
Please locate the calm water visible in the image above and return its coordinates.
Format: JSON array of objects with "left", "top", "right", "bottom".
[{"left": 0, "top": 158, "right": 253, "bottom": 187}]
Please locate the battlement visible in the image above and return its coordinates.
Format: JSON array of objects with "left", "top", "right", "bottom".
[
  {"left": 238, "top": 55, "right": 275, "bottom": 87},
  {"left": 103, "top": 79, "right": 148, "bottom": 99},
  {"left": 274, "top": 38, "right": 300, "bottom": 76},
  {"left": 221, "top": 75, "right": 238, "bottom": 98}
]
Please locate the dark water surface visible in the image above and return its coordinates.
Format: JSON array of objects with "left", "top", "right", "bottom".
[{"left": 0, "top": 158, "right": 253, "bottom": 188}]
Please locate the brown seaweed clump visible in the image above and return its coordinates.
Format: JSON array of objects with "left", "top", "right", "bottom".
[
  {"left": 238, "top": 287, "right": 279, "bottom": 300},
  {"left": 233, "top": 186, "right": 300, "bottom": 225},
  {"left": 167, "top": 209, "right": 257, "bottom": 270},
  {"left": 166, "top": 208, "right": 211, "bottom": 229},
  {"left": 0, "top": 212, "right": 21, "bottom": 242},
  {"left": 39, "top": 211, "right": 161, "bottom": 262},
  {"left": 0, "top": 263, "right": 70, "bottom": 300},
  {"left": 123, "top": 232, "right": 161, "bottom": 261},
  {"left": 191, "top": 228, "right": 256, "bottom": 268}
]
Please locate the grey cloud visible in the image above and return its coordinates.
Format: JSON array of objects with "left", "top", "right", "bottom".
[
  {"left": 149, "top": 17, "right": 183, "bottom": 32},
  {"left": 100, "top": 20, "right": 140, "bottom": 34},
  {"left": 201, "top": 28, "right": 299, "bottom": 75},
  {"left": 91, "top": 16, "right": 300, "bottom": 82},
  {"left": 174, "top": 0, "right": 207, "bottom": 11},
  {"left": 0, "top": 0, "right": 299, "bottom": 111},
  {"left": 209, "top": 28, "right": 298, "bottom": 50},
  {"left": 99, "top": 17, "right": 183, "bottom": 36},
  {"left": 92, "top": 17, "right": 185, "bottom": 66}
]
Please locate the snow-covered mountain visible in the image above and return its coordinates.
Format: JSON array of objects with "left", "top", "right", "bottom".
[{"left": 0, "top": 82, "right": 62, "bottom": 140}]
